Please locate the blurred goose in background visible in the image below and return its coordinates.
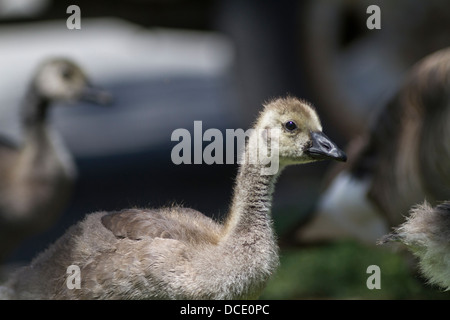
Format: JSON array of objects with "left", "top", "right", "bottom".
[
  {"left": 379, "top": 201, "right": 450, "bottom": 291},
  {"left": 0, "top": 97, "right": 346, "bottom": 299},
  {"left": 0, "top": 58, "right": 111, "bottom": 262},
  {"left": 291, "top": 47, "right": 450, "bottom": 246}
]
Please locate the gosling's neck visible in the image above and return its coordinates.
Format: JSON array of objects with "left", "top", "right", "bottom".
[{"left": 223, "top": 158, "right": 284, "bottom": 240}]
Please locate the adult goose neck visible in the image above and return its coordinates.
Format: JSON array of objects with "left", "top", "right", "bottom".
[{"left": 21, "top": 85, "right": 50, "bottom": 129}]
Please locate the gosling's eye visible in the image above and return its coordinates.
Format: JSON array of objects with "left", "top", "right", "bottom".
[{"left": 284, "top": 120, "right": 298, "bottom": 132}]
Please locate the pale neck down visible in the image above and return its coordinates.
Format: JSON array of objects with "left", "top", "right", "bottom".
[{"left": 223, "top": 156, "right": 285, "bottom": 241}]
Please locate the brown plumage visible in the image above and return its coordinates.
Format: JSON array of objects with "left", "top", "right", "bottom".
[
  {"left": 0, "top": 96, "right": 346, "bottom": 299},
  {"left": 0, "top": 58, "right": 110, "bottom": 262},
  {"left": 295, "top": 47, "right": 450, "bottom": 245}
]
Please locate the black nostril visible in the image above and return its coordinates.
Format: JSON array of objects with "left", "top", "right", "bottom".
[
  {"left": 321, "top": 141, "right": 332, "bottom": 152},
  {"left": 308, "top": 131, "right": 346, "bottom": 162}
]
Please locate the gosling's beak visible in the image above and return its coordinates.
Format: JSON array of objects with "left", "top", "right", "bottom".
[
  {"left": 306, "top": 131, "right": 347, "bottom": 162},
  {"left": 79, "top": 82, "right": 113, "bottom": 106},
  {"left": 376, "top": 232, "right": 401, "bottom": 245}
]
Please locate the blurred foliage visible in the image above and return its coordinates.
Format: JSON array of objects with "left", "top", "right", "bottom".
[{"left": 261, "top": 240, "right": 450, "bottom": 300}]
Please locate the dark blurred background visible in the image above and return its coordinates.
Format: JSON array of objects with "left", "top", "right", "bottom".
[
  {"left": 0, "top": 0, "right": 314, "bottom": 264},
  {"left": 1, "top": 0, "right": 450, "bottom": 299}
]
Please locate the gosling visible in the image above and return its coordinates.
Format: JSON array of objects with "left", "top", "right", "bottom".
[
  {"left": 0, "top": 58, "right": 110, "bottom": 262},
  {"left": 1, "top": 96, "right": 346, "bottom": 299},
  {"left": 379, "top": 201, "right": 450, "bottom": 291}
]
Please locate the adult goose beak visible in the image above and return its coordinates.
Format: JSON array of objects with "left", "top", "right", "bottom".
[
  {"left": 79, "top": 82, "right": 113, "bottom": 106},
  {"left": 306, "top": 131, "right": 347, "bottom": 162}
]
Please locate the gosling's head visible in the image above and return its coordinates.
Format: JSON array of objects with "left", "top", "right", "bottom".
[
  {"left": 32, "top": 58, "right": 111, "bottom": 105},
  {"left": 378, "top": 201, "right": 450, "bottom": 290},
  {"left": 256, "top": 97, "right": 347, "bottom": 165},
  {"left": 379, "top": 201, "right": 450, "bottom": 249}
]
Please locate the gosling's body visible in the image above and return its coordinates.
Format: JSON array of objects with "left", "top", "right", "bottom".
[
  {"left": 297, "top": 47, "right": 450, "bottom": 245},
  {"left": 5, "top": 207, "right": 275, "bottom": 300},
  {"left": 380, "top": 201, "right": 450, "bottom": 291},
  {"left": 1, "top": 97, "right": 346, "bottom": 299},
  {"left": 0, "top": 58, "right": 109, "bottom": 261}
]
